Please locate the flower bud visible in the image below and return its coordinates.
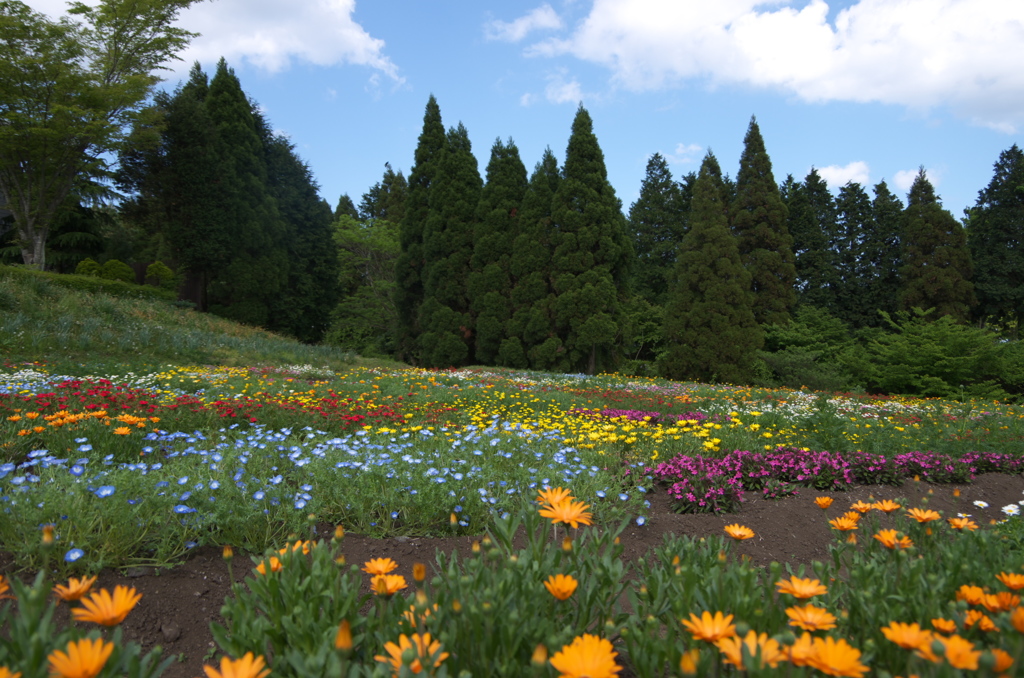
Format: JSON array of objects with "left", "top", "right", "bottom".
[
  {"left": 335, "top": 619, "right": 352, "bottom": 651},
  {"left": 531, "top": 644, "right": 547, "bottom": 666},
  {"left": 222, "top": 545, "right": 234, "bottom": 561},
  {"left": 413, "top": 562, "right": 426, "bottom": 582}
]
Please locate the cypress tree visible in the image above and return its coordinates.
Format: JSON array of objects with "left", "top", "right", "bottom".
[
  {"left": 660, "top": 152, "right": 762, "bottom": 383},
  {"left": 394, "top": 96, "right": 445, "bottom": 363},
  {"left": 469, "top": 138, "right": 528, "bottom": 365},
  {"left": 359, "top": 162, "right": 407, "bottom": 224},
  {"left": 549, "top": 105, "right": 634, "bottom": 374},
  {"left": 860, "top": 180, "right": 904, "bottom": 327},
  {"left": 900, "top": 170, "right": 976, "bottom": 321},
  {"left": 628, "top": 152, "right": 685, "bottom": 306},
  {"left": 967, "top": 145, "right": 1024, "bottom": 333},
  {"left": 418, "top": 123, "right": 482, "bottom": 367},
  {"left": 732, "top": 116, "right": 796, "bottom": 325},
  {"left": 507, "top": 148, "right": 561, "bottom": 369},
  {"left": 334, "top": 194, "right": 358, "bottom": 220},
  {"left": 783, "top": 169, "right": 838, "bottom": 310},
  {"left": 832, "top": 182, "right": 873, "bottom": 326}
]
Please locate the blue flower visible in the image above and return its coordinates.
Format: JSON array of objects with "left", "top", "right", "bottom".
[
  {"left": 618, "top": 493, "right": 629, "bottom": 501},
  {"left": 636, "top": 516, "right": 647, "bottom": 527},
  {"left": 64, "top": 548, "right": 84, "bottom": 562},
  {"left": 294, "top": 498, "right": 307, "bottom": 510},
  {"left": 69, "top": 465, "right": 84, "bottom": 477},
  {"left": 77, "top": 444, "right": 93, "bottom": 453},
  {"left": 173, "top": 505, "right": 197, "bottom": 514},
  {"left": 94, "top": 485, "right": 116, "bottom": 498},
  {"left": 253, "top": 490, "right": 266, "bottom": 501},
  {"left": 185, "top": 541, "right": 197, "bottom": 549},
  {"left": 596, "top": 490, "right": 606, "bottom": 499}
]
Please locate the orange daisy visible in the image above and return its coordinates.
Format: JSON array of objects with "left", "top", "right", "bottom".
[
  {"left": 906, "top": 507, "right": 941, "bottom": 523},
  {"left": 544, "top": 574, "right": 579, "bottom": 601},
  {"left": 255, "top": 557, "right": 282, "bottom": 575},
  {"left": 805, "top": 636, "right": 869, "bottom": 677},
  {"left": 537, "top": 486, "right": 574, "bottom": 507},
  {"left": 715, "top": 631, "right": 785, "bottom": 670},
  {"left": 873, "top": 529, "right": 913, "bottom": 550},
  {"left": 931, "top": 617, "right": 957, "bottom": 634},
  {"left": 53, "top": 575, "right": 98, "bottom": 602},
  {"left": 997, "top": 572, "right": 1024, "bottom": 590},
  {"left": 947, "top": 517, "right": 979, "bottom": 531},
  {"left": 955, "top": 584, "right": 985, "bottom": 605},
  {"left": 723, "top": 524, "right": 754, "bottom": 541},
  {"left": 982, "top": 591, "right": 1020, "bottom": 613},
  {"left": 776, "top": 576, "right": 828, "bottom": 599},
  {"left": 872, "top": 499, "right": 902, "bottom": 513},
  {"left": 829, "top": 516, "right": 859, "bottom": 532},
  {"left": 814, "top": 497, "right": 834, "bottom": 509},
  {"left": 549, "top": 633, "right": 621, "bottom": 678},
  {"left": 964, "top": 609, "right": 997, "bottom": 632},
  {"left": 1012, "top": 606, "right": 1024, "bottom": 633},
  {"left": 371, "top": 574, "right": 407, "bottom": 597},
  {"left": 71, "top": 585, "right": 141, "bottom": 626},
  {"left": 786, "top": 604, "right": 837, "bottom": 631},
  {"left": 112, "top": 426, "right": 132, "bottom": 435},
  {"left": 881, "top": 622, "right": 933, "bottom": 649},
  {"left": 538, "top": 499, "right": 593, "bottom": 529},
  {"left": 202, "top": 652, "right": 271, "bottom": 678},
  {"left": 48, "top": 638, "right": 114, "bottom": 678},
  {"left": 850, "top": 501, "right": 874, "bottom": 513},
  {"left": 681, "top": 611, "right": 736, "bottom": 642},
  {"left": 362, "top": 557, "right": 399, "bottom": 575}
]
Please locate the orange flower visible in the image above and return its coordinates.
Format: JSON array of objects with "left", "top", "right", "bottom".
[
  {"left": 202, "top": 652, "right": 271, "bottom": 678},
  {"left": 71, "top": 585, "right": 141, "bottom": 625},
  {"left": 544, "top": 574, "right": 579, "bottom": 601},
  {"left": 723, "top": 524, "right": 754, "bottom": 541},
  {"left": 906, "top": 508, "right": 941, "bottom": 523},
  {"left": 0, "top": 667, "right": 21, "bottom": 678},
  {"left": 681, "top": 611, "right": 736, "bottom": 642},
  {"left": 255, "top": 557, "right": 282, "bottom": 575},
  {"left": 786, "top": 604, "right": 837, "bottom": 631},
  {"left": 931, "top": 618, "right": 957, "bottom": 634},
  {"left": 549, "top": 634, "right": 621, "bottom": 678},
  {"left": 112, "top": 426, "right": 132, "bottom": 435},
  {"left": 538, "top": 499, "right": 593, "bottom": 529},
  {"left": 997, "top": 572, "right": 1024, "bottom": 590},
  {"left": 375, "top": 633, "right": 449, "bottom": 677},
  {"left": 805, "top": 636, "right": 869, "bottom": 677},
  {"left": 0, "top": 575, "right": 10, "bottom": 600},
  {"left": 947, "top": 517, "right": 978, "bottom": 531},
  {"left": 48, "top": 638, "right": 114, "bottom": 678},
  {"left": 872, "top": 499, "right": 902, "bottom": 513},
  {"left": 776, "top": 576, "right": 828, "bottom": 599},
  {"left": 982, "top": 591, "right": 1020, "bottom": 612},
  {"left": 873, "top": 529, "right": 913, "bottom": 550},
  {"left": 335, "top": 620, "right": 353, "bottom": 651},
  {"left": 371, "top": 574, "right": 407, "bottom": 597},
  {"left": 881, "top": 622, "right": 934, "bottom": 649},
  {"left": 937, "top": 635, "right": 981, "bottom": 670},
  {"left": 850, "top": 501, "right": 874, "bottom": 513},
  {"left": 715, "top": 631, "right": 785, "bottom": 670},
  {"left": 829, "top": 516, "right": 859, "bottom": 532},
  {"left": 537, "top": 486, "right": 574, "bottom": 507},
  {"left": 53, "top": 575, "right": 98, "bottom": 602},
  {"left": 679, "top": 649, "right": 699, "bottom": 675},
  {"left": 1012, "top": 606, "right": 1024, "bottom": 633},
  {"left": 362, "top": 557, "right": 399, "bottom": 575},
  {"left": 786, "top": 632, "right": 815, "bottom": 667},
  {"left": 814, "top": 497, "right": 834, "bottom": 509},
  {"left": 955, "top": 584, "right": 985, "bottom": 605},
  {"left": 25, "top": 412, "right": 39, "bottom": 419},
  {"left": 963, "top": 609, "right": 996, "bottom": 632},
  {"left": 278, "top": 540, "right": 311, "bottom": 556},
  {"left": 412, "top": 562, "right": 426, "bottom": 583},
  {"left": 991, "top": 647, "right": 1014, "bottom": 674}
]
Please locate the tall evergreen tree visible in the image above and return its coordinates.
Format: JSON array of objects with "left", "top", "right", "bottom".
[
  {"left": 900, "top": 170, "right": 975, "bottom": 321},
  {"left": 660, "top": 153, "right": 761, "bottom": 383},
  {"left": 548, "top": 105, "right": 634, "bottom": 374},
  {"left": 333, "top": 194, "right": 358, "bottom": 220},
  {"left": 628, "top": 153, "right": 685, "bottom": 306},
  {"left": 468, "top": 138, "right": 528, "bottom": 364},
  {"left": 359, "top": 162, "right": 407, "bottom": 224},
  {"left": 967, "top": 145, "right": 1024, "bottom": 333},
  {"left": 417, "top": 123, "right": 482, "bottom": 367},
  {"left": 832, "top": 182, "right": 873, "bottom": 326},
  {"left": 862, "top": 180, "right": 904, "bottom": 326},
  {"left": 783, "top": 169, "right": 838, "bottom": 310},
  {"left": 732, "top": 116, "right": 796, "bottom": 325},
  {"left": 394, "top": 96, "right": 445, "bottom": 363},
  {"left": 507, "top": 148, "right": 560, "bottom": 369}
]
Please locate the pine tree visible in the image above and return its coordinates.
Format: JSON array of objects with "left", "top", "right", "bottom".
[
  {"left": 862, "top": 180, "right": 904, "bottom": 326},
  {"left": 967, "top": 145, "right": 1024, "bottom": 333},
  {"left": 394, "top": 96, "right": 445, "bottom": 363},
  {"left": 783, "top": 169, "right": 838, "bottom": 310},
  {"left": 417, "top": 123, "right": 482, "bottom": 367},
  {"left": 900, "top": 170, "right": 976, "bottom": 321},
  {"left": 334, "top": 194, "right": 358, "bottom": 220},
  {"left": 468, "top": 138, "right": 528, "bottom": 364},
  {"left": 548, "top": 105, "right": 634, "bottom": 374},
  {"left": 833, "top": 182, "right": 873, "bottom": 326},
  {"left": 732, "top": 116, "right": 796, "bottom": 325},
  {"left": 359, "top": 162, "right": 408, "bottom": 224},
  {"left": 628, "top": 153, "right": 685, "bottom": 306},
  {"left": 507, "top": 148, "right": 560, "bottom": 369},
  {"left": 660, "top": 152, "right": 762, "bottom": 383}
]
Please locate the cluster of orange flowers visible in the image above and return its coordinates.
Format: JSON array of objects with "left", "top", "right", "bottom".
[
  {"left": 536, "top": 486, "right": 593, "bottom": 529},
  {"left": 817, "top": 496, "right": 980, "bottom": 542},
  {"left": 7, "top": 408, "right": 160, "bottom": 437}
]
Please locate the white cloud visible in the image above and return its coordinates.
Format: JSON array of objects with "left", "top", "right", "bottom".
[
  {"left": 816, "top": 161, "right": 870, "bottom": 188},
  {"left": 893, "top": 167, "right": 938, "bottom": 192},
  {"left": 545, "top": 71, "right": 583, "bottom": 104},
  {"left": 486, "top": 4, "right": 564, "bottom": 42},
  {"left": 666, "top": 142, "right": 703, "bottom": 164},
  {"left": 27, "top": 0, "right": 402, "bottom": 82},
  {"left": 526, "top": 0, "right": 1024, "bottom": 132},
  {"left": 520, "top": 92, "right": 536, "bottom": 107}
]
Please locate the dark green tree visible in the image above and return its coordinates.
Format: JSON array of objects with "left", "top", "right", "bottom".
[
  {"left": 732, "top": 116, "right": 796, "bottom": 325},
  {"left": 782, "top": 169, "right": 838, "bottom": 309},
  {"left": 899, "top": 170, "right": 976, "bottom": 321},
  {"left": 660, "top": 152, "right": 762, "bottom": 383},
  {"left": 548, "top": 105, "right": 634, "bottom": 374},
  {"left": 861, "top": 180, "right": 904, "bottom": 326},
  {"left": 394, "top": 96, "right": 445, "bottom": 363},
  {"left": 417, "top": 123, "right": 482, "bottom": 367},
  {"left": 628, "top": 152, "right": 685, "bottom": 306},
  {"left": 967, "top": 145, "right": 1024, "bottom": 334},
  {"left": 468, "top": 138, "right": 528, "bottom": 364},
  {"left": 832, "top": 181, "right": 873, "bottom": 326},
  {"left": 333, "top": 194, "right": 358, "bottom": 220},
  {"left": 507, "top": 148, "right": 560, "bottom": 369},
  {"left": 359, "top": 162, "right": 407, "bottom": 225}
]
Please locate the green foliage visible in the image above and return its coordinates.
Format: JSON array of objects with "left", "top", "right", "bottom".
[
  {"left": 861, "top": 180, "right": 904, "bottom": 327},
  {"left": 660, "top": 152, "right": 762, "bottom": 384},
  {"left": 333, "top": 193, "right": 359, "bottom": 220},
  {"left": 358, "top": 162, "right": 407, "bottom": 225},
  {"left": 732, "top": 116, "right": 796, "bottom": 325},
  {"left": 144, "top": 260, "right": 176, "bottom": 290},
  {"left": 3, "top": 263, "right": 174, "bottom": 302},
  {"left": 75, "top": 257, "right": 102, "bottom": 276},
  {"left": 783, "top": 169, "right": 838, "bottom": 310},
  {"left": 628, "top": 152, "right": 685, "bottom": 306},
  {"left": 99, "top": 258, "right": 135, "bottom": 283}
]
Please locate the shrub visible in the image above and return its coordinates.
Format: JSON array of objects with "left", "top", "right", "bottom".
[
  {"left": 74, "top": 258, "right": 101, "bottom": 276},
  {"left": 145, "top": 261, "right": 177, "bottom": 291},
  {"left": 100, "top": 258, "right": 135, "bottom": 284}
]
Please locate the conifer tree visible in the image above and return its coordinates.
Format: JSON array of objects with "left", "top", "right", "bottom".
[
  {"left": 394, "top": 96, "right": 445, "bottom": 363},
  {"left": 507, "top": 148, "right": 560, "bottom": 369},
  {"left": 359, "top": 163, "right": 407, "bottom": 224},
  {"left": 900, "top": 170, "right": 976, "bottom": 321},
  {"left": 660, "top": 152, "right": 761, "bottom": 383},
  {"left": 832, "top": 182, "right": 873, "bottom": 326},
  {"left": 967, "top": 145, "right": 1024, "bottom": 333},
  {"left": 469, "top": 138, "right": 528, "bottom": 364},
  {"left": 732, "top": 116, "right": 796, "bottom": 325},
  {"left": 418, "top": 123, "right": 482, "bottom": 367},
  {"left": 783, "top": 169, "right": 838, "bottom": 310},
  {"left": 628, "top": 153, "right": 685, "bottom": 306},
  {"left": 862, "top": 180, "right": 904, "bottom": 326},
  {"left": 548, "top": 105, "right": 634, "bottom": 374},
  {"left": 334, "top": 194, "right": 358, "bottom": 220}
]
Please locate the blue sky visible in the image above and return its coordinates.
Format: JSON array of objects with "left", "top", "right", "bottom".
[{"left": 30, "top": 0, "right": 1024, "bottom": 219}]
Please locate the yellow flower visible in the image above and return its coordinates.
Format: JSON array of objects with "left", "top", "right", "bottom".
[
  {"left": 549, "top": 634, "right": 621, "bottom": 678},
  {"left": 776, "top": 576, "right": 828, "bottom": 599},
  {"left": 906, "top": 507, "right": 941, "bottom": 523},
  {"left": 362, "top": 557, "right": 399, "bottom": 575},
  {"left": 786, "top": 604, "right": 837, "bottom": 631},
  {"left": 544, "top": 574, "right": 579, "bottom": 601},
  {"left": 681, "top": 611, "right": 736, "bottom": 642},
  {"left": 872, "top": 499, "right": 902, "bottom": 513},
  {"left": 723, "top": 524, "right": 754, "bottom": 541},
  {"left": 947, "top": 516, "right": 979, "bottom": 531},
  {"left": 538, "top": 499, "right": 593, "bottom": 529},
  {"left": 375, "top": 633, "right": 449, "bottom": 677},
  {"left": 47, "top": 638, "right": 114, "bottom": 678},
  {"left": 202, "top": 653, "right": 271, "bottom": 678},
  {"left": 828, "top": 516, "right": 859, "bottom": 532},
  {"left": 112, "top": 426, "right": 132, "bottom": 435},
  {"left": 53, "top": 575, "right": 98, "bottom": 602},
  {"left": 881, "top": 621, "right": 933, "bottom": 649},
  {"left": 814, "top": 496, "right": 834, "bottom": 509},
  {"left": 255, "top": 557, "right": 282, "bottom": 575},
  {"left": 997, "top": 572, "right": 1024, "bottom": 590},
  {"left": 371, "top": 574, "right": 407, "bottom": 597},
  {"left": 805, "top": 636, "right": 869, "bottom": 677},
  {"left": 715, "top": 630, "right": 785, "bottom": 670},
  {"left": 873, "top": 529, "right": 913, "bottom": 550},
  {"left": 71, "top": 585, "right": 141, "bottom": 625},
  {"left": 335, "top": 619, "right": 353, "bottom": 651}
]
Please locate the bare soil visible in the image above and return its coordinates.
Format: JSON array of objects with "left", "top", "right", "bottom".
[{"left": 4, "top": 474, "right": 1023, "bottom": 678}]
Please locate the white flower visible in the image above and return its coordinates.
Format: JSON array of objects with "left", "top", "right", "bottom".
[
  {"left": 1003, "top": 504, "right": 1020, "bottom": 516},
  {"left": 974, "top": 500, "right": 989, "bottom": 508}
]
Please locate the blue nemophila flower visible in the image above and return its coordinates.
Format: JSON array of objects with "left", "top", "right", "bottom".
[
  {"left": 390, "top": 511, "right": 399, "bottom": 519},
  {"left": 74, "top": 437, "right": 88, "bottom": 444},
  {"left": 269, "top": 475, "right": 283, "bottom": 485},
  {"left": 294, "top": 498, "right": 307, "bottom": 510},
  {"left": 619, "top": 493, "right": 629, "bottom": 501},
  {"left": 253, "top": 490, "right": 266, "bottom": 501},
  {"left": 185, "top": 541, "right": 197, "bottom": 549},
  {"left": 94, "top": 486, "right": 116, "bottom": 498},
  {"left": 155, "top": 481, "right": 169, "bottom": 488},
  {"left": 77, "top": 444, "right": 93, "bottom": 453},
  {"left": 209, "top": 481, "right": 221, "bottom": 490},
  {"left": 636, "top": 516, "right": 647, "bottom": 526},
  {"left": 173, "top": 505, "right": 196, "bottom": 514},
  {"left": 64, "top": 548, "right": 84, "bottom": 562},
  {"left": 596, "top": 490, "right": 606, "bottom": 499}
]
